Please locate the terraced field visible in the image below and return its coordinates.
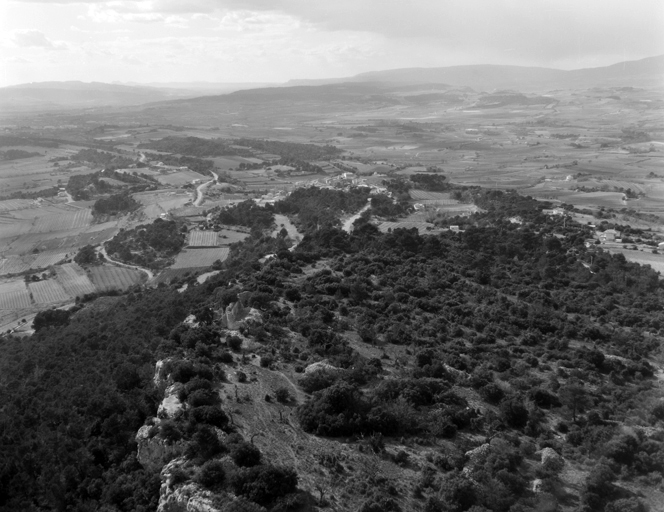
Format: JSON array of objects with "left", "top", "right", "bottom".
[
  {"left": 89, "top": 265, "right": 145, "bottom": 292},
  {"left": 28, "top": 279, "right": 70, "bottom": 304},
  {"left": 55, "top": 263, "right": 96, "bottom": 297}
]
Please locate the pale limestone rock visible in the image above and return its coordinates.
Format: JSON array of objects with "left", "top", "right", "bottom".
[
  {"left": 540, "top": 447, "right": 564, "bottom": 473},
  {"left": 462, "top": 443, "right": 491, "bottom": 478},
  {"left": 136, "top": 425, "right": 184, "bottom": 472},
  {"left": 158, "top": 383, "right": 185, "bottom": 419},
  {"left": 532, "top": 478, "right": 543, "bottom": 493},
  {"left": 304, "top": 361, "right": 339, "bottom": 374}
]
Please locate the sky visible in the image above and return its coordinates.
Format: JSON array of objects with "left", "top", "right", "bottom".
[{"left": 1, "top": 0, "right": 663, "bottom": 87}]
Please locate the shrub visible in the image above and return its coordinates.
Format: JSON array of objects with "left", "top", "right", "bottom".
[
  {"left": 499, "top": 397, "right": 529, "bottom": 429},
  {"left": 160, "top": 420, "right": 182, "bottom": 443},
  {"left": 260, "top": 355, "right": 273, "bottom": 368},
  {"left": 188, "top": 389, "right": 219, "bottom": 408},
  {"left": 218, "top": 351, "right": 234, "bottom": 364},
  {"left": 479, "top": 383, "right": 504, "bottom": 404},
  {"left": 227, "top": 335, "right": 243, "bottom": 351},
  {"left": 299, "top": 369, "right": 339, "bottom": 393},
  {"left": 230, "top": 465, "right": 298, "bottom": 507},
  {"left": 274, "top": 387, "right": 291, "bottom": 403},
  {"left": 231, "top": 442, "right": 262, "bottom": 467},
  {"left": 236, "top": 371, "right": 247, "bottom": 383},
  {"left": 186, "top": 425, "right": 224, "bottom": 461},
  {"left": 196, "top": 460, "right": 226, "bottom": 489},
  {"left": 297, "top": 381, "right": 370, "bottom": 436},
  {"left": 190, "top": 406, "right": 229, "bottom": 429}
]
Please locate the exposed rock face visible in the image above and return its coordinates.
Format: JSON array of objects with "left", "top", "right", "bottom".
[
  {"left": 158, "top": 383, "right": 185, "bottom": 419},
  {"left": 540, "top": 447, "right": 564, "bottom": 473},
  {"left": 531, "top": 478, "right": 543, "bottom": 493},
  {"left": 462, "top": 443, "right": 491, "bottom": 478},
  {"left": 158, "top": 459, "right": 222, "bottom": 512},
  {"left": 221, "top": 301, "right": 262, "bottom": 330},
  {"left": 154, "top": 359, "right": 172, "bottom": 390},
  {"left": 136, "top": 425, "right": 184, "bottom": 472},
  {"left": 304, "top": 361, "right": 339, "bottom": 374}
]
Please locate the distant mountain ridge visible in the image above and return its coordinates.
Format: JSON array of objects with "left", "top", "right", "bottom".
[
  {"left": 288, "top": 54, "right": 664, "bottom": 91},
  {"left": 2, "top": 54, "right": 661, "bottom": 113}
]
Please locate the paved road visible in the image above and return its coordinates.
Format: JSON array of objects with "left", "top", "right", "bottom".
[{"left": 194, "top": 171, "right": 218, "bottom": 207}]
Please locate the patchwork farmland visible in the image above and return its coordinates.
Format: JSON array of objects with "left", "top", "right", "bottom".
[
  {"left": 56, "top": 263, "right": 97, "bottom": 297},
  {"left": 28, "top": 279, "right": 71, "bottom": 304},
  {"left": 0, "top": 280, "right": 32, "bottom": 310}
]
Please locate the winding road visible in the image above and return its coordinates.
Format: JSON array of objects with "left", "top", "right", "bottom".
[
  {"left": 193, "top": 171, "right": 218, "bottom": 207},
  {"left": 96, "top": 243, "right": 155, "bottom": 280}
]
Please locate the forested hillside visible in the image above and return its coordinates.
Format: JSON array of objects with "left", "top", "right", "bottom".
[{"left": 1, "top": 186, "right": 663, "bottom": 512}]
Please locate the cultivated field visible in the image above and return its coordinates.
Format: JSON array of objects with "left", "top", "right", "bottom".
[
  {"left": 170, "top": 248, "right": 230, "bottom": 269},
  {"left": 187, "top": 230, "right": 219, "bottom": 247},
  {"left": 28, "top": 279, "right": 71, "bottom": 304},
  {"left": 0, "top": 280, "right": 32, "bottom": 309},
  {"left": 89, "top": 265, "right": 145, "bottom": 292},
  {"left": 56, "top": 263, "right": 97, "bottom": 297}
]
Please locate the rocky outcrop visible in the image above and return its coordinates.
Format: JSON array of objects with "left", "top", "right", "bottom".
[
  {"left": 221, "top": 301, "right": 262, "bottom": 330},
  {"left": 158, "top": 459, "right": 219, "bottom": 512},
  {"left": 462, "top": 443, "right": 491, "bottom": 478},
  {"left": 158, "top": 382, "right": 185, "bottom": 419},
  {"left": 540, "top": 447, "right": 564, "bottom": 473},
  {"left": 154, "top": 359, "right": 172, "bottom": 390},
  {"left": 305, "top": 361, "right": 339, "bottom": 374},
  {"left": 136, "top": 425, "right": 184, "bottom": 472}
]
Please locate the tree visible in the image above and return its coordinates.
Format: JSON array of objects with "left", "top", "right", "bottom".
[
  {"left": 559, "top": 382, "right": 592, "bottom": 422},
  {"left": 74, "top": 245, "right": 98, "bottom": 266}
]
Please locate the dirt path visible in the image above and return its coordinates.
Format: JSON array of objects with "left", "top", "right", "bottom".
[
  {"left": 341, "top": 201, "right": 371, "bottom": 232},
  {"left": 193, "top": 171, "right": 218, "bottom": 207},
  {"left": 96, "top": 243, "right": 155, "bottom": 280}
]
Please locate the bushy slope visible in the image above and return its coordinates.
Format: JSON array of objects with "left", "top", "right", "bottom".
[{"left": 1, "top": 186, "right": 663, "bottom": 512}]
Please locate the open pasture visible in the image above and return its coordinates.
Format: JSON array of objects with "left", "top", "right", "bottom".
[
  {"left": 217, "top": 229, "right": 249, "bottom": 244},
  {"left": 187, "top": 230, "right": 219, "bottom": 247},
  {"left": 89, "top": 265, "right": 145, "bottom": 292},
  {"left": 171, "top": 248, "right": 229, "bottom": 269},
  {"left": 151, "top": 267, "right": 207, "bottom": 285},
  {"left": 31, "top": 209, "right": 92, "bottom": 233},
  {"left": 605, "top": 247, "right": 664, "bottom": 275},
  {"left": 56, "top": 263, "right": 97, "bottom": 297},
  {"left": 0, "top": 280, "right": 32, "bottom": 309},
  {"left": 154, "top": 169, "right": 205, "bottom": 186},
  {"left": 558, "top": 191, "right": 626, "bottom": 208},
  {"left": 378, "top": 221, "right": 436, "bottom": 235},
  {"left": 29, "top": 279, "right": 71, "bottom": 304}
]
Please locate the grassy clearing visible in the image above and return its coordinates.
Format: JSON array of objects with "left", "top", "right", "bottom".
[{"left": 170, "top": 247, "right": 229, "bottom": 269}]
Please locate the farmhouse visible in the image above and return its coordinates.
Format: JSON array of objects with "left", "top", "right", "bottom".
[{"left": 598, "top": 229, "right": 619, "bottom": 243}]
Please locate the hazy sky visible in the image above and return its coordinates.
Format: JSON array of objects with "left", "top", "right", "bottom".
[{"left": 1, "top": 0, "right": 663, "bottom": 86}]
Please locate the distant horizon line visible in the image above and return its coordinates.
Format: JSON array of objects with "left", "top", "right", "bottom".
[{"left": 3, "top": 53, "right": 663, "bottom": 89}]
